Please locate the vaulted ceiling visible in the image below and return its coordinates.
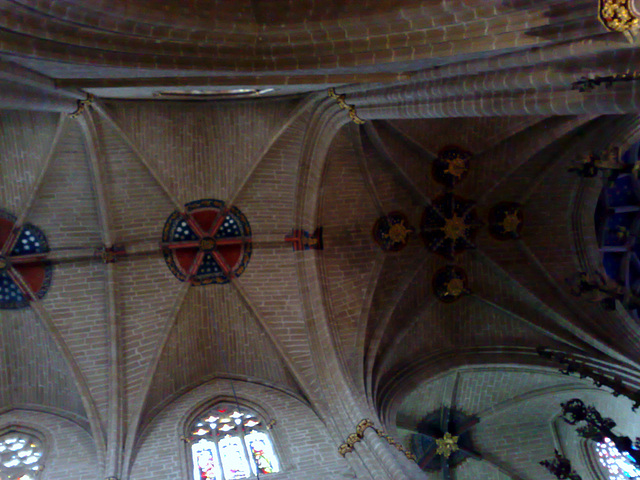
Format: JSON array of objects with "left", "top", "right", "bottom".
[{"left": 1, "top": 1, "right": 640, "bottom": 480}]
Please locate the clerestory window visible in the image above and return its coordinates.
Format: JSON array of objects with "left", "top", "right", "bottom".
[
  {"left": 594, "top": 437, "right": 640, "bottom": 480},
  {"left": 186, "top": 403, "right": 280, "bottom": 480},
  {"left": 0, "top": 430, "right": 45, "bottom": 480}
]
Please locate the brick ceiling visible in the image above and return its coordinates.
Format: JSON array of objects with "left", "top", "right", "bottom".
[{"left": 2, "top": 1, "right": 640, "bottom": 479}]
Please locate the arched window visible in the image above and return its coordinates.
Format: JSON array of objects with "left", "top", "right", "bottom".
[
  {"left": 0, "top": 430, "right": 45, "bottom": 479},
  {"left": 186, "top": 403, "right": 280, "bottom": 480},
  {"left": 594, "top": 437, "right": 640, "bottom": 480}
]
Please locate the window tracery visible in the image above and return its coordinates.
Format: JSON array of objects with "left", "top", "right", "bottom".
[
  {"left": 0, "top": 431, "right": 44, "bottom": 480},
  {"left": 186, "top": 404, "right": 280, "bottom": 480},
  {"left": 594, "top": 437, "right": 640, "bottom": 480}
]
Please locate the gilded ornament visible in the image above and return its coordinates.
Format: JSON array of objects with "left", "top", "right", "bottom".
[
  {"left": 443, "top": 215, "right": 467, "bottom": 240},
  {"left": 599, "top": 0, "right": 639, "bottom": 37},
  {"left": 347, "top": 433, "right": 360, "bottom": 447},
  {"left": 500, "top": 212, "right": 521, "bottom": 233},
  {"left": 384, "top": 221, "right": 412, "bottom": 244},
  {"left": 373, "top": 212, "right": 413, "bottom": 252},
  {"left": 444, "top": 155, "right": 468, "bottom": 179},
  {"left": 200, "top": 237, "right": 216, "bottom": 251},
  {"left": 445, "top": 278, "right": 464, "bottom": 297},
  {"left": 356, "top": 419, "right": 375, "bottom": 437},
  {"left": 328, "top": 88, "right": 365, "bottom": 125},
  {"left": 435, "top": 432, "right": 459, "bottom": 458},
  {"left": 69, "top": 94, "right": 94, "bottom": 118},
  {"left": 488, "top": 202, "right": 523, "bottom": 241},
  {"left": 338, "top": 443, "right": 354, "bottom": 457}
]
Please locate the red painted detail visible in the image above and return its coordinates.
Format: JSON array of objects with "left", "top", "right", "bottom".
[
  {"left": 207, "top": 208, "right": 229, "bottom": 236},
  {"left": 164, "top": 241, "right": 201, "bottom": 249},
  {"left": 211, "top": 250, "right": 231, "bottom": 275},
  {"left": 1, "top": 226, "right": 22, "bottom": 256},
  {"left": 184, "top": 215, "right": 206, "bottom": 238},
  {"left": 218, "top": 245, "right": 242, "bottom": 270},
  {"left": 215, "top": 237, "right": 245, "bottom": 246},
  {"left": 7, "top": 268, "right": 33, "bottom": 299},
  {"left": 14, "top": 263, "right": 45, "bottom": 296},
  {"left": 176, "top": 247, "right": 199, "bottom": 274},
  {"left": 188, "top": 250, "right": 206, "bottom": 278},
  {"left": 9, "top": 253, "right": 48, "bottom": 265},
  {"left": 0, "top": 217, "right": 13, "bottom": 249},
  {"left": 191, "top": 210, "right": 219, "bottom": 234}
]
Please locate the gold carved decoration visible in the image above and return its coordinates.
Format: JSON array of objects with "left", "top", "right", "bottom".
[
  {"left": 599, "top": 0, "right": 640, "bottom": 40},
  {"left": 377, "top": 429, "right": 418, "bottom": 462},
  {"left": 338, "top": 419, "right": 417, "bottom": 463},
  {"left": 500, "top": 212, "right": 522, "bottom": 233},
  {"left": 445, "top": 278, "right": 465, "bottom": 297},
  {"left": 443, "top": 215, "right": 467, "bottom": 240},
  {"left": 328, "top": 88, "right": 365, "bottom": 125},
  {"left": 69, "top": 94, "right": 94, "bottom": 118},
  {"left": 435, "top": 432, "right": 460, "bottom": 458},
  {"left": 338, "top": 419, "right": 374, "bottom": 457},
  {"left": 383, "top": 220, "right": 413, "bottom": 244},
  {"left": 444, "top": 154, "right": 468, "bottom": 179}
]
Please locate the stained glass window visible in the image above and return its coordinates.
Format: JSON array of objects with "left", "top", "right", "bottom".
[
  {"left": 186, "top": 404, "right": 280, "bottom": 480},
  {"left": 595, "top": 437, "right": 640, "bottom": 479},
  {"left": 0, "top": 431, "right": 44, "bottom": 479}
]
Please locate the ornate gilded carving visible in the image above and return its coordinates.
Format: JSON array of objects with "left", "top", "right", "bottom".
[
  {"left": 421, "top": 193, "right": 482, "bottom": 259},
  {"left": 435, "top": 432, "right": 460, "bottom": 458},
  {"left": 328, "top": 88, "right": 365, "bottom": 125},
  {"left": 377, "top": 429, "right": 418, "bottom": 462},
  {"left": 432, "top": 147, "right": 472, "bottom": 188},
  {"left": 69, "top": 94, "right": 94, "bottom": 118},
  {"left": 338, "top": 442, "right": 354, "bottom": 457},
  {"left": 338, "top": 419, "right": 374, "bottom": 457},
  {"left": 599, "top": 0, "right": 639, "bottom": 38},
  {"left": 488, "top": 202, "right": 524, "bottom": 241},
  {"left": 372, "top": 212, "right": 414, "bottom": 252},
  {"left": 355, "top": 419, "right": 375, "bottom": 437},
  {"left": 433, "top": 265, "right": 470, "bottom": 303},
  {"left": 338, "top": 419, "right": 417, "bottom": 463}
]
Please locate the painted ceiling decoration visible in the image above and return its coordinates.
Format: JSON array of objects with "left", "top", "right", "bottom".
[
  {"left": 409, "top": 408, "right": 479, "bottom": 474},
  {"left": 432, "top": 265, "right": 470, "bottom": 303},
  {"left": 284, "top": 228, "right": 323, "bottom": 251},
  {"left": 421, "top": 193, "right": 482, "bottom": 260},
  {"left": 162, "top": 199, "right": 252, "bottom": 285},
  {"left": 372, "top": 212, "right": 414, "bottom": 252},
  {"left": 2, "top": 2, "right": 640, "bottom": 478},
  {"left": 0, "top": 210, "right": 52, "bottom": 310},
  {"left": 488, "top": 202, "right": 524, "bottom": 241},
  {"left": 432, "top": 147, "right": 472, "bottom": 189}
]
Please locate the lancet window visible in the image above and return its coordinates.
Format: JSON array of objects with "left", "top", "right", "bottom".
[
  {"left": 0, "top": 430, "right": 45, "bottom": 479},
  {"left": 186, "top": 403, "right": 280, "bottom": 480}
]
